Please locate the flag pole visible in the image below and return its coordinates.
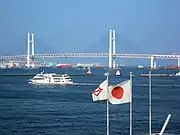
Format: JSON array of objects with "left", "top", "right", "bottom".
[
  {"left": 149, "top": 71, "right": 152, "bottom": 135},
  {"left": 130, "top": 72, "right": 133, "bottom": 135},
  {"left": 106, "top": 72, "right": 109, "bottom": 135}
]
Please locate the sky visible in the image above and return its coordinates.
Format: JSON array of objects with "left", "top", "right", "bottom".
[{"left": 0, "top": 0, "right": 180, "bottom": 66}]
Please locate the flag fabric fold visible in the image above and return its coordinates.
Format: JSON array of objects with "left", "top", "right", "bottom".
[
  {"left": 92, "top": 79, "right": 108, "bottom": 101},
  {"left": 108, "top": 80, "right": 131, "bottom": 104}
]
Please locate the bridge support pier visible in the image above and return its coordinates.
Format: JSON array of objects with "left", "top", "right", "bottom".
[
  {"left": 150, "top": 56, "right": 153, "bottom": 69},
  {"left": 154, "top": 58, "right": 157, "bottom": 69},
  {"left": 108, "top": 29, "right": 116, "bottom": 69},
  {"left": 150, "top": 56, "right": 157, "bottom": 69},
  {"left": 178, "top": 57, "right": 180, "bottom": 67}
]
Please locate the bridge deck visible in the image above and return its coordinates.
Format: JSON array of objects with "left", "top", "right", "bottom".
[{"left": 0, "top": 53, "right": 180, "bottom": 60}]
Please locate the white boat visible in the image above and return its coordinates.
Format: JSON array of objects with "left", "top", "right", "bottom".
[
  {"left": 137, "top": 65, "right": 144, "bottom": 69},
  {"left": 29, "top": 71, "right": 73, "bottom": 85},
  {"left": 115, "top": 69, "right": 121, "bottom": 76},
  {"left": 175, "top": 72, "right": 180, "bottom": 76}
]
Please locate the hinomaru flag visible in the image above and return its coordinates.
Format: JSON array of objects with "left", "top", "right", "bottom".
[
  {"left": 92, "top": 79, "right": 108, "bottom": 101},
  {"left": 108, "top": 80, "right": 131, "bottom": 104}
]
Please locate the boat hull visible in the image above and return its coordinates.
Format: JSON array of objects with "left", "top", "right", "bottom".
[
  {"left": 29, "top": 81, "right": 73, "bottom": 85},
  {"left": 56, "top": 64, "right": 72, "bottom": 68}
]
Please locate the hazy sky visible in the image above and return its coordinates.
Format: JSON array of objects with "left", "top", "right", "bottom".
[{"left": 0, "top": 0, "right": 180, "bottom": 65}]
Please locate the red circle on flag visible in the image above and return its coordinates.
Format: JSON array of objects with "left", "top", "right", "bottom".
[{"left": 111, "top": 86, "right": 124, "bottom": 99}]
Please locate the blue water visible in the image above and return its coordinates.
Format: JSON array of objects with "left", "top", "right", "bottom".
[{"left": 0, "top": 67, "right": 179, "bottom": 135}]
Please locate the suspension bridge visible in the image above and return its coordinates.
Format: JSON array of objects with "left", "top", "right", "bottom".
[{"left": 0, "top": 29, "right": 180, "bottom": 69}]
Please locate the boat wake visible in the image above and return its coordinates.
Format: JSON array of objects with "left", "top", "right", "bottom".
[
  {"left": 73, "top": 82, "right": 99, "bottom": 86},
  {"left": 28, "top": 81, "right": 99, "bottom": 86}
]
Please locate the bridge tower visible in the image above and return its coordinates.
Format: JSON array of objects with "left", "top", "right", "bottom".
[
  {"left": 27, "top": 33, "right": 30, "bottom": 68},
  {"left": 108, "top": 29, "right": 116, "bottom": 68},
  {"left": 27, "top": 32, "right": 35, "bottom": 68},
  {"left": 31, "top": 32, "right": 35, "bottom": 68},
  {"left": 112, "top": 29, "right": 116, "bottom": 68}
]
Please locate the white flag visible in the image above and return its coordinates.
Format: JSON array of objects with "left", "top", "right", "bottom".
[
  {"left": 92, "top": 79, "right": 108, "bottom": 101},
  {"left": 108, "top": 80, "right": 131, "bottom": 104}
]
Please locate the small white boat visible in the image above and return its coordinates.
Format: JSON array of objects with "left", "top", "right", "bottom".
[
  {"left": 115, "top": 69, "right": 121, "bottom": 76},
  {"left": 175, "top": 72, "right": 180, "bottom": 76},
  {"left": 137, "top": 65, "right": 144, "bottom": 69},
  {"left": 29, "top": 71, "right": 73, "bottom": 85}
]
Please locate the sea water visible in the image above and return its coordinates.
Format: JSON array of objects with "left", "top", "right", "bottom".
[{"left": 0, "top": 67, "right": 179, "bottom": 135}]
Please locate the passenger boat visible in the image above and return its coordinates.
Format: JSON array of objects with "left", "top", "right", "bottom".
[{"left": 29, "top": 71, "right": 73, "bottom": 85}]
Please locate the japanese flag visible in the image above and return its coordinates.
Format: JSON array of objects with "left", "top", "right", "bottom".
[
  {"left": 92, "top": 79, "right": 108, "bottom": 101},
  {"left": 108, "top": 80, "right": 131, "bottom": 104}
]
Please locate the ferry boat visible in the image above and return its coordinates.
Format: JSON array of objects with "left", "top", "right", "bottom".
[{"left": 29, "top": 71, "right": 73, "bottom": 85}]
